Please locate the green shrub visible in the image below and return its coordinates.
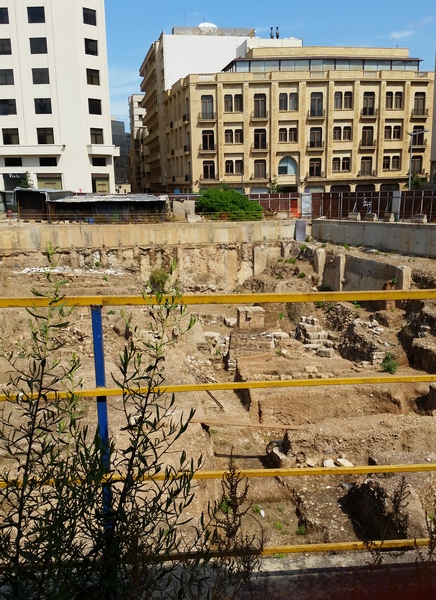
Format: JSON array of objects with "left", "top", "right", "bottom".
[
  {"left": 381, "top": 352, "right": 398, "bottom": 374},
  {"left": 297, "top": 272, "right": 306, "bottom": 279},
  {"left": 196, "top": 188, "right": 263, "bottom": 221},
  {"left": 149, "top": 267, "right": 169, "bottom": 293}
]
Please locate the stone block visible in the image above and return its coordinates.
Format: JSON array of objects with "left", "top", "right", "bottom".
[
  {"left": 323, "top": 459, "right": 336, "bottom": 468},
  {"left": 224, "top": 317, "right": 237, "bottom": 327},
  {"left": 364, "top": 213, "right": 378, "bottom": 222},
  {"left": 336, "top": 458, "right": 354, "bottom": 467},
  {"left": 347, "top": 212, "right": 361, "bottom": 221}
]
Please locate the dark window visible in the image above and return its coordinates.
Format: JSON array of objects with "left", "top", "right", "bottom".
[
  {"left": 333, "top": 126, "right": 341, "bottom": 141},
  {"left": 344, "top": 92, "right": 353, "bottom": 109},
  {"left": 361, "top": 156, "right": 372, "bottom": 175},
  {"left": 224, "top": 129, "right": 233, "bottom": 144},
  {"left": 254, "top": 128, "right": 267, "bottom": 149},
  {"left": 224, "top": 94, "right": 233, "bottom": 112},
  {"left": 234, "top": 129, "right": 243, "bottom": 143},
  {"left": 32, "top": 68, "right": 49, "bottom": 84},
  {"left": 88, "top": 98, "right": 101, "bottom": 114},
  {"left": 0, "top": 38, "right": 11, "bottom": 54},
  {"left": 92, "top": 157, "right": 106, "bottom": 166},
  {"left": 383, "top": 155, "right": 390, "bottom": 170},
  {"left": 254, "top": 159, "right": 266, "bottom": 178},
  {"left": 83, "top": 7, "right": 97, "bottom": 25},
  {"left": 412, "top": 126, "right": 425, "bottom": 145},
  {"left": 413, "top": 92, "right": 426, "bottom": 115},
  {"left": 2, "top": 127, "right": 19, "bottom": 144},
  {"left": 225, "top": 160, "right": 234, "bottom": 174},
  {"left": 0, "top": 69, "right": 13, "bottom": 85},
  {"left": 5, "top": 157, "right": 22, "bottom": 166},
  {"left": 235, "top": 160, "right": 243, "bottom": 174},
  {"left": 201, "top": 95, "right": 213, "bottom": 119},
  {"left": 309, "top": 158, "right": 321, "bottom": 177},
  {"left": 202, "top": 160, "right": 215, "bottom": 179},
  {"left": 34, "top": 98, "right": 52, "bottom": 114},
  {"left": 310, "top": 92, "right": 323, "bottom": 117},
  {"left": 254, "top": 93, "right": 266, "bottom": 118},
  {"left": 0, "top": 99, "right": 16, "bottom": 115},
  {"left": 343, "top": 126, "right": 352, "bottom": 141},
  {"left": 386, "top": 92, "right": 393, "bottom": 110},
  {"left": 394, "top": 92, "right": 403, "bottom": 109},
  {"left": 411, "top": 155, "right": 422, "bottom": 174},
  {"left": 289, "top": 93, "right": 298, "bottom": 111},
  {"left": 84, "top": 38, "right": 98, "bottom": 56},
  {"left": 90, "top": 127, "right": 103, "bottom": 144},
  {"left": 279, "top": 93, "right": 287, "bottom": 111},
  {"left": 0, "top": 8, "right": 8, "bottom": 24},
  {"left": 362, "top": 92, "right": 375, "bottom": 115},
  {"left": 37, "top": 127, "right": 54, "bottom": 144},
  {"left": 234, "top": 94, "right": 243, "bottom": 112},
  {"left": 362, "top": 126, "right": 374, "bottom": 146},
  {"left": 342, "top": 157, "right": 350, "bottom": 171},
  {"left": 384, "top": 126, "right": 392, "bottom": 140},
  {"left": 309, "top": 127, "right": 323, "bottom": 148},
  {"left": 392, "top": 155, "right": 400, "bottom": 170},
  {"left": 393, "top": 125, "right": 402, "bottom": 140},
  {"left": 27, "top": 7, "right": 45, "bottom": 23},
  {"left": 30, "top": 37, "right": 47, "bottom": 54},
  {"left": 278, "top": 127, "right": 287, "bottom": 142},
  {"left": 86, "top": 68, "right": 100, "bottom": 85},
  {"left": 332, "top": 157, "right": 340, "bottom": 172},
  {"left": 39, "top": 156, "right": 57, "bottom": 167},
  {"left": 334, "top": 92, "right": 342, "bottom": 110},
  {"left": 289, "top": 127, "right": 298, "bottom": 142},
  {"left": 202, "top": 130, "right": 214, "bottom": 150}
]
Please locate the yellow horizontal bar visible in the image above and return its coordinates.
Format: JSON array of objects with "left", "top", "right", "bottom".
[
  {"left": 1, "top": 289, "right": 436, "bottom": 308},
  {"left": 2, "top": 463, "right": 435, "bottom": 490},
  {"left": 259, "top": 538, "right": 429, "bottom": 556},
  {"left": 2, "top": 373, "right": 436, "bottom": 403},
  {"left": 159, "top": 538, "right": 430, "bottom": 561}
]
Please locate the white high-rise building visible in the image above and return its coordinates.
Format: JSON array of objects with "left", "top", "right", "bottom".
[{"left": 0, "top": 0, "right": 118, "bottom": 198}]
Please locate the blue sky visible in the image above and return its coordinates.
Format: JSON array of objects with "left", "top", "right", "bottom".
[{"left": 105, "top": 0, "right": 436, "bottom": 126}]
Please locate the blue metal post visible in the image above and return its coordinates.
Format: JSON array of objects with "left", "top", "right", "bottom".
[{"left": 91, "top": 305, "right": 112, "bottom": 525}]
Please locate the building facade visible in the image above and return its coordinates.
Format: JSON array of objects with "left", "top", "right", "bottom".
[
  {"left": 139, "top": 30, "right": 434, "bottom": 194},
  {"left": 0, "top": 0, "right": 118, "bottom": 198},
  {"left": 128, "top": 93, "right": 145, "bottom": 193}
]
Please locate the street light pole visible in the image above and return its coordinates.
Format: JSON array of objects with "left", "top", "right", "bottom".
[{"left": 407, "top": 129, "right": 430, "bottom": 191}]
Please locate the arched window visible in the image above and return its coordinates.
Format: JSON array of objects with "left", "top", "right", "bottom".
[{"left": 278, "top": 156, "right": 297, "bottom": 175}]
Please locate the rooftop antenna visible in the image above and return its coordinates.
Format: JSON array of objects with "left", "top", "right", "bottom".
[
  {"left": 270, "top": 27, "right": 274, "bottom": 39},
  {"left": 276, "top": 26, "right": 279, "bottom": 39}
]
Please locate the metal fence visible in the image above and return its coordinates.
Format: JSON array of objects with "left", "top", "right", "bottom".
[{"left": 1, "top": 289, "right": 436, "bottom": 557}]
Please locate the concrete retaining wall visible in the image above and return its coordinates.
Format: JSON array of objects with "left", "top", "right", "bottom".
[
  {"left": 0, "top": 219, "right": 296, "bottom": 253},
  {"left": 312, "top": 219, "right": 436, "bottom": 258}
]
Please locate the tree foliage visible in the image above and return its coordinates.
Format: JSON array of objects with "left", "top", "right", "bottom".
[
  {"left": 0, "top": 249, "right": 263, "bottom": 599},
  {"left": 197, "top": 188, "right": 263, "bottom": 221}
]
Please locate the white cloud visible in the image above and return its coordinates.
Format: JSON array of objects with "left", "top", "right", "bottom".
[
  {"left": 412, "top": 15, "right": 434, "bottom": 28},
  {"left": 390, "top": 30, "right": 414, "bottom": 39}
]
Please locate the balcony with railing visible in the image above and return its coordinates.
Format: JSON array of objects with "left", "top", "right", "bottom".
[
  {"left": 306, "top": 109, "right": 325, "bottom": 120},
  {"left": 358, "top": 140, "right": 377, "bottom": 150},
  {"left": 250, "top": 143, "right": 268, "bottom": 153},
  {"left": 360, "top": 108, "right": 378, "bottom": 119},
  {"left": 357, "top": 170, "right": 378, "bottom": 177},
  {"left": 198, "top": 144, "right": 216, "bottom": 154},
  {"left": 306, "top": 141, "right": 325, "bottom": 151},
  {"left": 306, "top": 171, "right": 325, "bottom": 179},
  {"left": 250, "top": 111, "right": 269, "bottom": 121},
  {"left": 411, "top": 108, "right": 429, "bottom": 119},
  {"left": 197, "top": 112, "right": 216, "bottom": 123}
]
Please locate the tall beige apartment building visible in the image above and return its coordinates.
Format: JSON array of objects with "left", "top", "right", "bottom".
[{"left": 139, "top": 28, "right": 433, "bottom": 194}]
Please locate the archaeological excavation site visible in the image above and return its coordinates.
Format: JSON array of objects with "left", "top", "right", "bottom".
[{"left": 2, "top": 217, "right": 436, "bottom": 597}]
